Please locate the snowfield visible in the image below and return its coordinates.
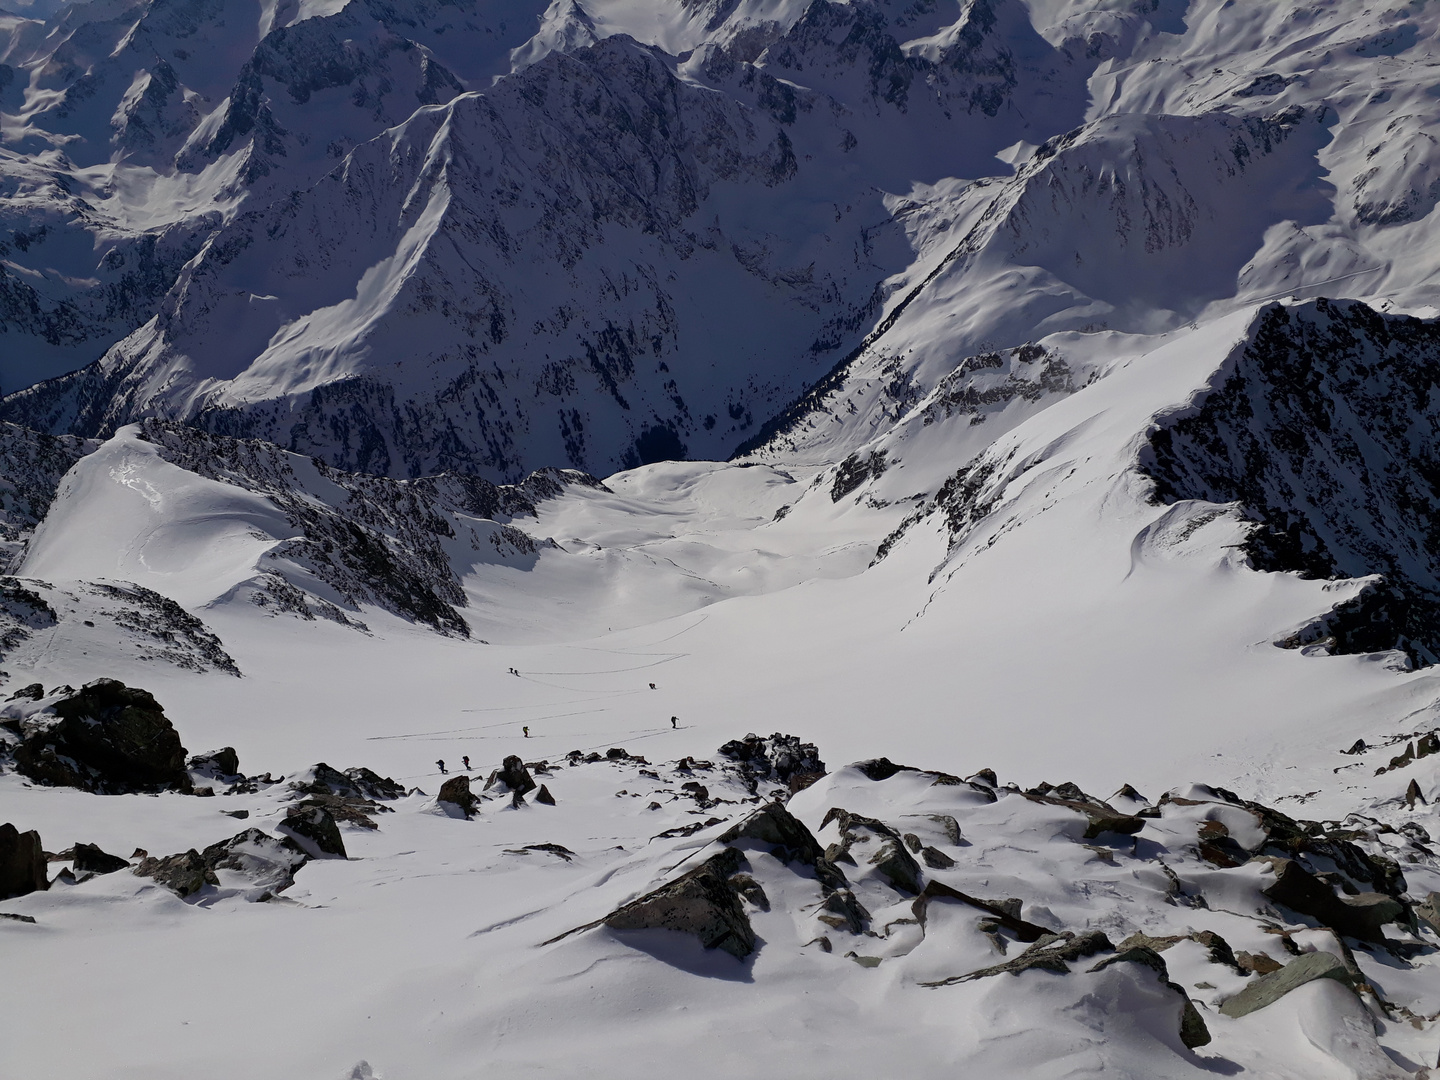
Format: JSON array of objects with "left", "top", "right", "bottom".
[{"left": 4, "top": 0, "right": 1440, "bottom": 1077}]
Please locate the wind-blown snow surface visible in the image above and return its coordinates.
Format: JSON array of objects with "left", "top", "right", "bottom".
[{"left": 6, "top": 298, "right": 1440, "bottom": 1077}]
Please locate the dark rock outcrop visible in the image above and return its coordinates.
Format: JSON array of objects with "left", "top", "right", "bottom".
[
  {"left": 1118, "top": 929, "right": 1243, "bottom": 974},
  {"left": 1260, "top": 857, "right": 1405, "bottom": 943},
  {"left": 72, "top": 843, "right": 129, "bottom": 875},
  {"left": 279, "top": 805, "right": 347, "bottom": 859},
  {"left": 487, "top": 755, "right": 537, "bottom": 797},
  {"left": 717, "top": 733, "right": 825, "bottom": 793},
  {"left": 438, "top": 775, "right": 479, "bottom": 818},
  {"left": 199, "top": 829, "right": 309, "bottom": 897},
  {"left": 718, "top": 801, "right": 826, "bottom": 866},
  {"left": 602, "top": 847, "right": 757, "bottom": 959},
  {"left": 868, "top": 837, "right": 923, "bottom": 894},
  {"left": 911, "top": 880, "right": 1055, "bottom": 944},
  {"left": 188, "top": 747, "right": 240, "bottom": 778},
  {"left": 8, "top": 679, "right": 189, "bottom": 794},
  {"left": 296, "top": 763, "right": 406, "bottom": 802},
  {"left": 1024, "top": 788, "right": 1145, "bottom": 839},
  {"left": 0, "top": 823, "right": 47, "bottom": 898},
  {"left": 1142, "top": 298, "right": 1440, "bottom": 666},
  {"left": 849, "top": 757, "right": 996, "bottom": 799},
  {"left": 134, "top": 850, "right": 217, "bottom": 898},
  {"left": 289, "top": 763, "right": 405, "bottom": 829}
]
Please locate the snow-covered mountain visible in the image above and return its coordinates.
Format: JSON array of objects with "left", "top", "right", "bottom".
[
  {"left": 6, "top": 1, "right": 1440, "bottom": 1078},
  {"left": 6, "top": 0, "right": 1436, "bottom": 479}
]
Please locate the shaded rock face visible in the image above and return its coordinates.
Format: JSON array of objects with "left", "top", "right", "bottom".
[
  {"left": 1259, "top": 857, "right": 1405, "bottom": 944},
  {"left": 1142, "top": 298, "right": 1440, "bottom": 666},
  {"left": 489, "top": 756, "right": 537, "bottom": 797},
  {"left": 438, "top": 776, "right": 479, "bottom": 818},
  {"left": 718, "top": 801, "right": 826, "bottom": 866},
  {"left": 717, "top": 732, "right": 825, "bottom": 793},
  {"left": 8, "top": 679, "right": 189, "bottom": 794},
  {"left": 0, "top": 822, "right": 47, "bottom": 899},
  {"left": 604, "top": 847, "right": 757, "bottom": 960},
  {"left": 868, "top": 838, "right": 923, "bottom": 895},
  {"left": 279, "top": 806, "right": 347, "bottom": 859},
  {"left": 72, "top": 843, "right": 129, "bottom": 876},
  {"left": 820, "top": 808, "right": 925, "bottom": 893},
  {"left": 188, "top": 747, "right": 239, "bottom": 778}
]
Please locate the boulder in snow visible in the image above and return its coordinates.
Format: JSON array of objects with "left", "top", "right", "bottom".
[
  {"left": 602, "top": 847, "right": 756, "bottom": 960},
  {"left": 1218, "top": 950, "right": 1358, "bottom": 1018},
  {"left": 279, "top": 806, "right": 347, "bottom": 859},
  {"left": 8, "top": 679, "right": 190, "bottom": 794},
  {"left": 71, "top": 843, "right": 129, "bottom": 876},
  {"left": 0, "top": 823, "right": 47, "bottom": 899},
  {"left": 438, "top": 776, "right": 479, "bottom": 818}
]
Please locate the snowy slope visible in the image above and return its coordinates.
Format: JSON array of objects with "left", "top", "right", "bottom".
[
  {"left": 5, "top": 1, "right": 1440, "bottom": 1077},
  {"left": 7, "top": 298, "right": 1440, "bottom": 1077}
]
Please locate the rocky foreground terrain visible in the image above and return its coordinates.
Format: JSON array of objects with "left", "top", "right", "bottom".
[{"left": 6, "top": 682, "right": 1440, "bottom": 1077}]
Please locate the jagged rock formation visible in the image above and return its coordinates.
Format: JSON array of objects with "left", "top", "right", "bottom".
[
  {"left": 18, "top": 419, "right": 595, "bottom": 636},
  {"left": 1141, "top": 299, "right": 1440, "bottom": 666}
]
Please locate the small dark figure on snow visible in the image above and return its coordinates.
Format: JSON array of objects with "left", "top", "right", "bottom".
[
  {"left": 462, "top": 755, "right": 471, "bottom": 771},
  {"left": 523, "top": 726, "right": 530, "bottom": 738},
  {"left": 437, "top": 759, "right": 447, "bottom": 774},
  {"left": 671, "top": 716, "right": 678, "bottom": 729},
  {"left": 649, "top": 683, "right": 656, "bottom": 690}
]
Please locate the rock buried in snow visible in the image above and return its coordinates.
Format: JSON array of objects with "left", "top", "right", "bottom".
[
  {"left": 921, "top": 846, "right": 955, "bottom": 869},
  {"left": 1218, "top": 950, "right": 1358, "bottom": 1018},
  {"left": 0, "top": 823, "right": 47, "bottom": 899},
  {"left": 72, "top": 843, "right": 129, "bottom": 875},
  {"left": 295, "top": 764, "right": 406, "bottom": 801},
  {"left": 8, "top": 679, "right": 190, "bottom": 794},
  {"left": 535, "top": 784, "right": 556, "bottom": 805},
  {"left": 1088, "top": 947, "right": 1212, "bottom": 1048},
  {"left": 487, "top": 755, "right": 536, "bottom": 797},
  {"left": 1023, "top": 788, "right": 1146, "bottom": 839},
  {"left": 199, "top": 830, "right": 309, "bottom": 898},
  {"left": 135, "top": 850, "right": 218, "bottom": 898},
  {"left": 1415, "top": 891, "right": 1440, "bottom": 935},
  {"left": 187, "top": 747, "right": 240, "bottom": 778},
  {"left": 601, "top": 847, "right": 756, "bottom": 959},
  {"left": 279, "top": 806, "right": 347, "bottom": 859},
  {"left": 923, "top": 930, "right": 1114, "bottom": 985},
  {"left": 911, "top": 881, "right": 1055, "bottom": 943},
  {"left": 868, "top": 838, "right": 923, "bottom": 894},
  {"left": 717, "top": 801, "right": 826, "bottom": 866},
  {"left": 437, "top": 775, "right": 479, "bottom": 818}
]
